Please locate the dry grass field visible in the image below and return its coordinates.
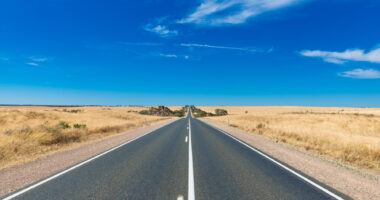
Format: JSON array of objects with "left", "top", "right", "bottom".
[
  {"left": 200, "top": 106, "right": 380, "bottom": 174},
  {"left": 0, "top": 106, "right": 174, "bottom": 170}
]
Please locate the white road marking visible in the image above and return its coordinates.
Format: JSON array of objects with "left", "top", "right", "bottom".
[
  {"left": 2, "top": 119, "right": 180, "bottom": 200},
  {"left": 177, "top": 194, "right": 184, "bottom": 200},
  {"left": 185, "top": 136, "right": 188, "bottom": 143},
  {"left": 199, "top": 120, "right": 345, "bottom": 200},
  {"left": 188, "top": 118, "right": 195, "bottom": 200}
]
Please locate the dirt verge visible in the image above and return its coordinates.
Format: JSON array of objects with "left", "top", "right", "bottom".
[
  {"left": 0, "top": 119, "right": 177, "bottom": 197},
  {"left": 200, "top": 119, "right": 380, "bottom": 200}
]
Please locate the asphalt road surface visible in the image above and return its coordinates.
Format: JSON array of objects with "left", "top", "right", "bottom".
[{"left": 3, "top": 110, "right": 350, "bottom": 200}]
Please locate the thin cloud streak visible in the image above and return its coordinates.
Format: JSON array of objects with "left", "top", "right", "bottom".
[
  {"left": 300, "top": 48, "right": 380, "bottom": 64},
  {"left": 31, "top": 57, "right": 48, "bottom": 62},
  {"left": 144, "top": 24, "right": 178, "bottom": 37},
  {"left": 26, "top": 62, "right": 39, "bottom": 66},
  {"left": 159, "top": 53, "right": 178, "bottom": 58},
  {"left": 338, "top": 69, "right": 380, "bottom": 79},
  {"left": 159, "top": 53, "right": 190, "bottom": 59},
  {"left": 180, "top": 43, "right": 269, "bottom": 53},
  {"left": 178, "top": 0, "right": 301, "bottom": 25}
]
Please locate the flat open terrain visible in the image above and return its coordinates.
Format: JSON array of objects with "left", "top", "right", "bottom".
[
  {"left": 2, "top": 111, "right": 349, "bottom": 200},
  {"left": 0, "top": 106, "right": 173, "bottom": 170},
  {"left": 200, "top": 106, "right": 380, "bottom": 174},
  {"left": 1, "top": 106, "right": 378, "bottom": 199}
]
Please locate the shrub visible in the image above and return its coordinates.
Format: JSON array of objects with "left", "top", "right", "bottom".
[
  {"left": 257, "top": 123, "right": 265, "bottom": 129},
  {"left": 173, "top": 110, "right": 185, "bottom": 117},
  {"left": 194, "top": 110, "right": 208, "bottom": 117},
  {"left": 62, "top": 109, "right": 82, "bottom": 113},
  {"left": 139, "top": 110, "right": 150, "bottom": 115},
  {"left": 58, "top": 121, "right": 70, "bottom": 129},
  {"left": 73, "top": 124, "right": 87, "bottom": 129},
  {"left": 190, "top": 106, "right": 214, "bottom": 117},
  {"left": 215, "top": 109, "right": 228, "bottom": 116}
]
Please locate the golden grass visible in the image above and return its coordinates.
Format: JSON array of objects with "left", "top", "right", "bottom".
[
  {"left": 0, "top": 106, "right": 174, "bottom": 170},
  {"left": 201, "top": 106, "right": 380, "bottom": 173}
]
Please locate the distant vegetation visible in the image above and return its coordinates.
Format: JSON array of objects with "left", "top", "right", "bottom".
[
  {"left": 73, "top": 123, "right": 87, "bottom": 129},
  {"left": 201, "top": 106, "right": 380, "bottom": 173},
  {"left": 139, "top": 106, "right": 188, "bottom": 117},
  {"left": 0, "top": 106, "right": 171, "bottom": 170},
  {"left": 190, "top": 106, "right": 228, "bottom": 117},
  {"left": 215, "top": 109, "right": 228, "bottom": 116},
  {"left": 138, "top": 105, "right": 228, "bottom": 118}
]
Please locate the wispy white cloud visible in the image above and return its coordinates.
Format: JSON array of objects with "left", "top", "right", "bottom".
[
  {"left": 0, "top": 57, "right": 9, "bottom": 61},
  {"left": 160, "top": 53, "right": 178, "bottom": 58},
  {"left": 159, "top": 53, "right": 190, "bottom": 59},
  {"left": 144, "top": 24, "right": 178, "bottom": 37},
  {"left": 25, "top": 56, "right": 49, "bottom": 66},
  {"left": 323, "top": 58, "right": 346, "bottom": 64},
  {"left": 178, "top": 0, "right": 300, "bottom": 25},
  {"left": 338, "top": 68, "right": 380, "bottom": 79},
  {"left": 180, "top": 43, "right": 270, "bottom": 53},
  {"left": 30, "top": 57, "right": 48, "bottom": 62},
  {"left": 300, "top": 48, "right": 380, "bottom": 64},
  {"left": 26, "top": 62, "right": 39, "bottom": 66}
]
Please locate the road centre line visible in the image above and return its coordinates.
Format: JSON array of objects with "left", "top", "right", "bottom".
[{"left": 188, "top": 118, "right": 195, "bottom": 200}]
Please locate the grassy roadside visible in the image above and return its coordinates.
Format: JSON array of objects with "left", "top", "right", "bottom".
[
  {"left": 0, "top": 106, "right": 174, "bottom": 170},
  {"left": 200, "top": 106, "right": 380, "bottom": 174}
]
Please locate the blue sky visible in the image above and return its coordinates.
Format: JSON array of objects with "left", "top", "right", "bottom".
[{"left": 1, "top": 0, "right": 380, "bottom": 106}]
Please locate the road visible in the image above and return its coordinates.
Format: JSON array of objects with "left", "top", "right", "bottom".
[{"left": 3, "top": 109, "right": 350, "bottom": 200}]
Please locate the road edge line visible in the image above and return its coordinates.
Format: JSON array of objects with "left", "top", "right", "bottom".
[
  {"left": 188, "top": 118, "right": 195, "bottom": 200},
  {"left": 2, "top": 118, "right": 180, "bottom": 200},
  {"left": 197, "top": 119, "right": 345, "bottom": 200}
]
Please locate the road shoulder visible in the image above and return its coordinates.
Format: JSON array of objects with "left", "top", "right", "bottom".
[
  {"left": 200, "top": 119, "right": 380, "bottom": 200},
  {"left": 0, "top": 118, "right": 177, "bottom": 197}
]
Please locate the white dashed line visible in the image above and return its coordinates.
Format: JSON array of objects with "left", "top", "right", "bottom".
[
  {"left": 188, "top": 118, "right": 195, "bottom": 200},
  {"left": 177, "top": 194, "right": 184, "bottom": 200}
]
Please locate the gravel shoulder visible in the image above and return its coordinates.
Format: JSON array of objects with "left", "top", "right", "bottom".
[
  {"left": 0, "top": 118, "right": 177, "bottom": 197},
  {"left": 200, "top": 119, "right": 380, "bottom": 200}
]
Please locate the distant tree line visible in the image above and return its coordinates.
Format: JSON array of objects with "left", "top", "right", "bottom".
[
  {"left": 190, "top": 106, "right": 228, "bottom": 117},
  {"left": 139, "top": 106, "right": 188, "bottom": 117},
  {"left": 139, "top": 105, "right": 228, "bottom": 118}
]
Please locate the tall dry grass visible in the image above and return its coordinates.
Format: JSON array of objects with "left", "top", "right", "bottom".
[
  {"left": 0, "top": 106, "right": 173, "bottom": 170},
  {"left": 201, "top": 106, "right": 380, "bottom": 174}
]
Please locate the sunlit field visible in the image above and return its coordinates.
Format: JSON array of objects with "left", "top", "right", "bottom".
[
  {"left": 0, "top": 106, "right": 173, "bottom": 170},
  {"left": 200, "top": 106, "right": 380, "bottom": 173}
]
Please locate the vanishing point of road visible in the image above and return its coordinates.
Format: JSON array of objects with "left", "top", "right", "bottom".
[{"left": 2, "top": 109, "right": 350, "bottom": 200}]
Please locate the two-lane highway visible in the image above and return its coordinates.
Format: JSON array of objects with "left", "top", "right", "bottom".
[{"left": 3, "top": 109, "right": 350, "bottom": 200}]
